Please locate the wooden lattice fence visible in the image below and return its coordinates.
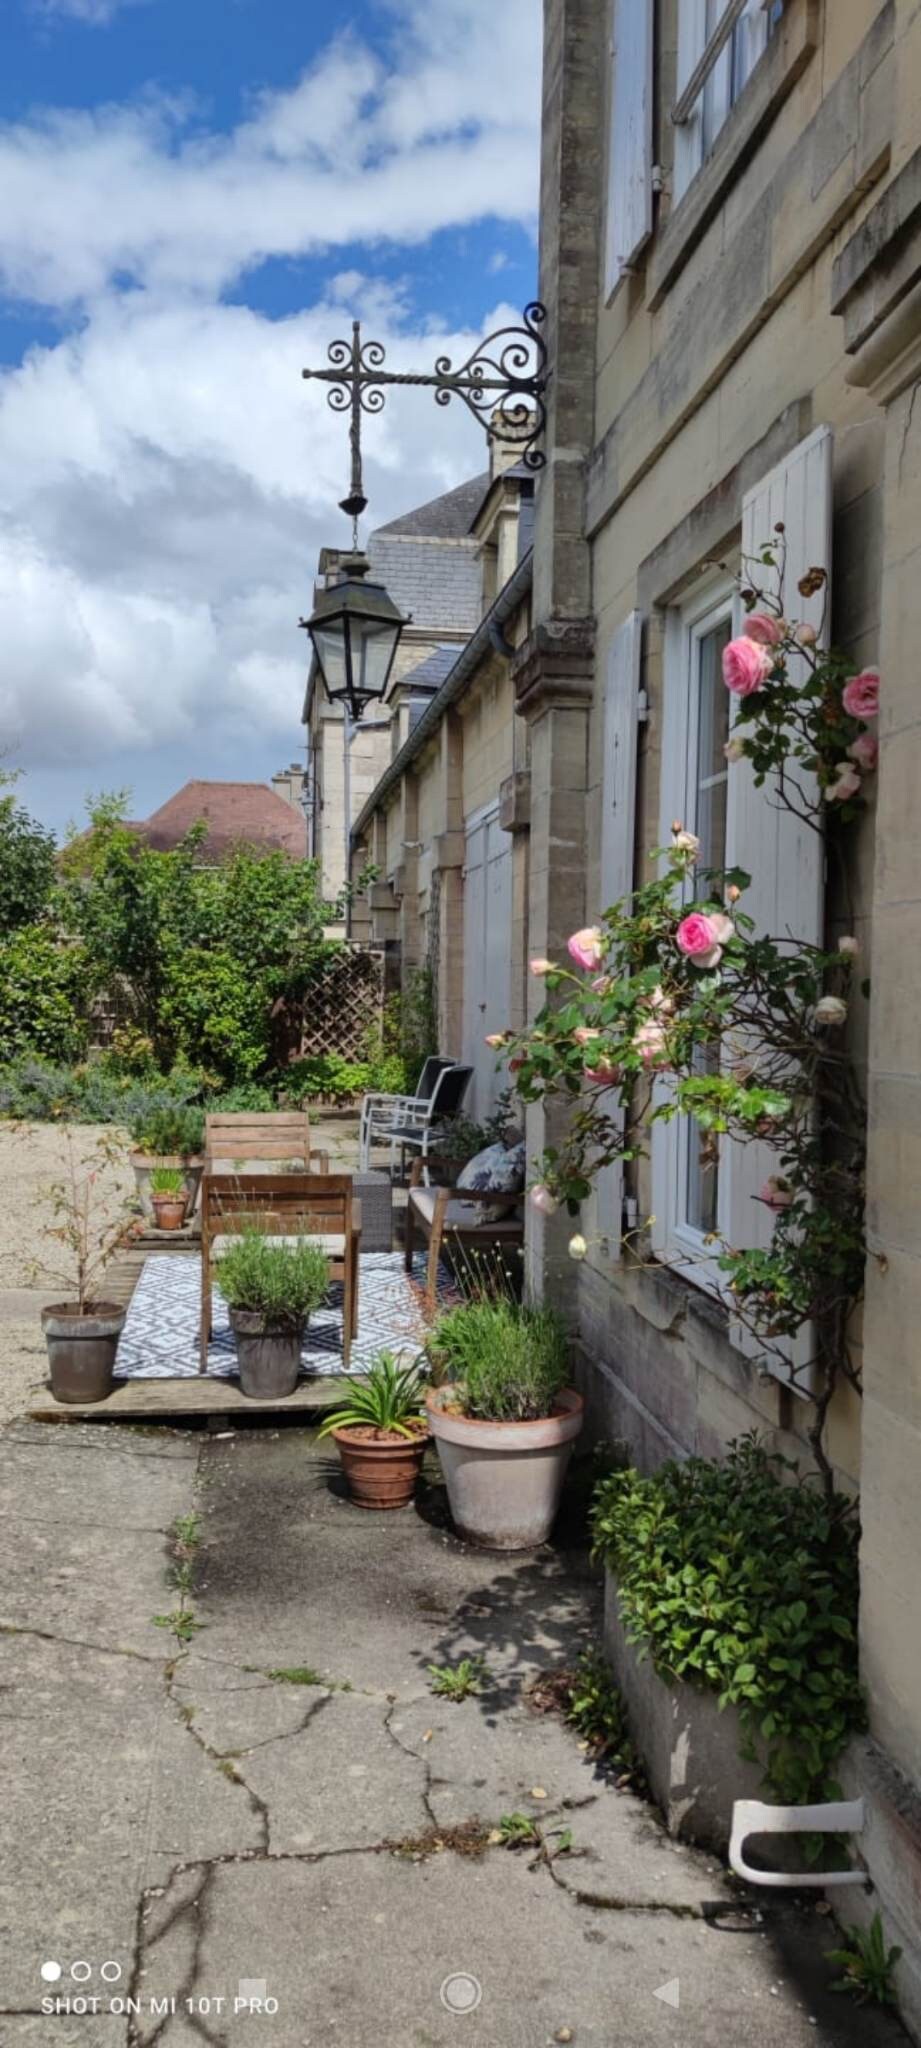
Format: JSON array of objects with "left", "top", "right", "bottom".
[{"left": 296, "top": 945, "right": 386, "bottom": 1062}]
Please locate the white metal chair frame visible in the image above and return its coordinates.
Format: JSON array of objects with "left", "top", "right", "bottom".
[
  {"left": 358, "top": 1057, "right": 454, "bottom": 1171},
  {"left": 386, "top": 1063, "right": 473, "bottom": 1181}
]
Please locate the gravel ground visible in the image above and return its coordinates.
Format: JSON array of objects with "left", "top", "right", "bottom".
[{"left": 0, "top": 1120, "right": 134, "bottom": 1425}]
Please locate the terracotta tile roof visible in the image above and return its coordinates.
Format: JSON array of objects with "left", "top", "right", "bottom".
[{"left": 138, "top": 781, "right": 306, "bottom": 861}]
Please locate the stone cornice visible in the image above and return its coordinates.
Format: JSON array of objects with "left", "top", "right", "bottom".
[{"left": 512, "top": 617, "right": 596, "bottom": 718}]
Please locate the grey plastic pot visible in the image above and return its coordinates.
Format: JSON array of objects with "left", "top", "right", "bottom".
[
  {"left": 42, "top": 1302, "right": 126, "bottom": 1405},
  {"left": 131, "top": 1154, "right": 203, "bottom": 1224},
  {"left": 425, "top": 1386, "right": 584, "bottom": 1550},
  {"left": 228, "top": 1307, "right": 304, "bottom": 1399}
]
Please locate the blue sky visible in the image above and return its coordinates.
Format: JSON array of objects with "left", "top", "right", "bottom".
[{"left": 0, "top": 0, "right": 540, "bottom": 831}]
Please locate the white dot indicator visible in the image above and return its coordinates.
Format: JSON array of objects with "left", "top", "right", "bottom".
[
  {"left": 71, "top": 1961, "right": 92, "bottom": 1982},
  {"left": 101, "top": 1961, "right": 122, "bottom": 1983},
  {"left": 41, "top": 1962, "right": 62, "bottom": 1983}
]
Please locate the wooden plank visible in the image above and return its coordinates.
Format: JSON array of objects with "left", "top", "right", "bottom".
[{"left": 29, "top": 1374, "right": 364, "bottom": 1424}]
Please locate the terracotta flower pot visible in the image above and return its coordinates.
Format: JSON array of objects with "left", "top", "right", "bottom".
[
  {"left": 426, "top": 1386, "right": 583, "bottom": 1550},
  {"left": 228, "top": 1307, "right": 303, "bottom": 1399},
  {"left": 42, "top": 1302, "right": 126, "bottom": 1405},
  {"left": 131, "top": 1154, "right": 203, "bottom": 1224},
  {"left": 331, "top": 1423, "right": 429, "bottom": 1510},
  {"left": 151, "top": 1193, "right": 187, "bottom": 1232}
]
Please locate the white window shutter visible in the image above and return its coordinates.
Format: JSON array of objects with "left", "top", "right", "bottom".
[
  {"left": 605, "top": 0, "right": 654, "bottom": 293},
  {"left": 673, "top": 0, "right": 706, "bottom": 202},
  {"left": 725, "top": 424, "right": 833, "bottom": 1379},
  {"left": 594, "top": 612, "right": 643, "bottom": 1253}
]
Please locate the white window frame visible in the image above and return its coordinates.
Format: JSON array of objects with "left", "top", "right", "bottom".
[
  {"left": 672, "top": 0, "right": 778, "bottom": 203},
  {"left": 652, "top": 575, "right": 741, "bottom": 1295}
]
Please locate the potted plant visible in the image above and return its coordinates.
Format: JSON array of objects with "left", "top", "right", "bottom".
[
  {"left": 318, "top": 1350, "right": 429, "bottom": 1510},
  {"left": 215, "top": 1230, "right": 330, "bottom": 1399},
  {"left": 149, "top": 1166, "right": 187, "bottom": 1232},
  {"left": 425, "top": 1301, "right": 583, "bottom": 1549},
  {"left": 37, "top": 1132, "right": 139, "bottom": 1404},
  {"left": 130, "top": 1105, "right": 205, "bottom": 1223}
]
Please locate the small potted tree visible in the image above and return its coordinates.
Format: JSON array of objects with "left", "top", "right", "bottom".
[
  {"left": 149, "top": 1166, "right": 187, "bottom": 1232},
  {"left": 318, "top": 1350, "right": 429, "bottom": 1510},
  {"left": 130, "top": 1106, "right": 204, "bottom": 1224},
  {"left": 215, "top": 1231, "right": 330, "bottom": 1399},
  {"left": 38, "top": 1132, "right": 139, "bottom": 1404},
  {"left": 425, "top": 1301, "right": 582, "bottom": 1549}
]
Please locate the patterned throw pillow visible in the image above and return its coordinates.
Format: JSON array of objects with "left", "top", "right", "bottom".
[{"left": 455, "top": 1141, "right": 525, "bottom": 1222}]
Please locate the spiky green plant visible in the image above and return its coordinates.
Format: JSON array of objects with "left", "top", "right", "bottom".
[{"left": 318, "top": 1350, "right": 427, "bottom": 1440}]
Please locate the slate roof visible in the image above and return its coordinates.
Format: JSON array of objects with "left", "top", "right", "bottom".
[
  {"left": 367, "top": 532, "right": 482, "bottom": 634},
  {"left": 397, "top": 645, "right": 461, "bottom": 694},
  {"left": 137, "top": 781, "right": 306, "bottom": 861},
  {"left": 375, "top": 472, "right": 490, "bottom": 538}
]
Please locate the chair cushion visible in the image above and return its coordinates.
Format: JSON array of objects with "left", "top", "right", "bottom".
[
  {"left": 410, "top": 1189, "right": 522, "bottom": 1233},
  {"left": 455, "top": 1141, "right": 525, "bottom": 1221}
]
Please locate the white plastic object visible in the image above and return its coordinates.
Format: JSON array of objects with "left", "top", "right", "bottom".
[{"left": 729, "top": 1797, "right": 866, "bottom": 1888}]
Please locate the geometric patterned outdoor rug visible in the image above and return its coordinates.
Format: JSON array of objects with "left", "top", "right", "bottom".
[{"left": 115, "top": 1251, "right": 456, "bottom": 1381}]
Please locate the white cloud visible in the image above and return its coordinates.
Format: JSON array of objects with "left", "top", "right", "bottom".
[
  {"left": 30, "top": 0, "right": 149, "bottom": 24},
  {"left": 0, "top": 4, "right": 540, "bottom": 308},
  {"left": 0, "top": 0, "right": 542, "bottom": 826}
]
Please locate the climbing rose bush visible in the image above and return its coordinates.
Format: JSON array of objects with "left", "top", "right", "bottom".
[{"left": 502, "top": 538, "right": 875, "bottom": 1482}]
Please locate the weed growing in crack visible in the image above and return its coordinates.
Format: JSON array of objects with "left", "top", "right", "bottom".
[
  {"left": 427, "top": 1656, "right": 487, "bottom": 1702},
  {"left": 153, "top": 1609, "right": 204, "bottom": 1643},
  {"left": 154, "top": 1506, "right": 205, "bottom": 1649},
  {"left": 827, "top": 1913, "right": 902, "bottom": 2007},
  {"left": 386, "top": 1819, "right": 493, "bottom": 1861},
  {"left": 494, "top": 1812, "right": 540, "bottom": 1848},
  {"left": 265, "top": 1665, "right": 325, "bottom": 1687}
]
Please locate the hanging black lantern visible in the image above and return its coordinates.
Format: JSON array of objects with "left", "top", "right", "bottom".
[{"left": 301, "top": 550, "right": 408, "bottom": 721}]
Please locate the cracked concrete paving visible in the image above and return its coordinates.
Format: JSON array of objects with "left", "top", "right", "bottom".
[{"left": 0, "top": 1418, "right": 907, "bottom": 2048}]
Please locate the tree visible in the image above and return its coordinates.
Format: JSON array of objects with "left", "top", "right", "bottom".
[{"left": 0, "top": 775, "right": 57, "bottom": 935}]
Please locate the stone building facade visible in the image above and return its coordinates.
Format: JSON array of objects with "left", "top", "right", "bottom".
[
  {"left": 346, "top": 0, "right": 921, "bottom": 2020},
  {"left": 511, "top": 0, "right": 921, "bottom": 2024}
]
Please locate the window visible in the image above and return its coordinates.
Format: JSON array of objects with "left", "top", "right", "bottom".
[
  {"left": 673, "top": 0, "right": 783, "bottom": 202},
  {"left": 653, "top": 585, "right": 735, "bottom": 1289}
]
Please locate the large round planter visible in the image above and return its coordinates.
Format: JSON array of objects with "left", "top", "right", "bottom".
[
  {"left": 228, "top": 1307, "right": 303, "bottom": 1399},
  {"left": 42, "top": 1301, "right": 126, "bottom": 1405},
  {"left": 131, "top": 1154, "right": 203, "bottom": 1224},
  {"left": 426, "top": 1386, "right": 584, "bottom": 1550},
  {"left": 331, "top": 1424, "right": 429, "bottom": 1511}
]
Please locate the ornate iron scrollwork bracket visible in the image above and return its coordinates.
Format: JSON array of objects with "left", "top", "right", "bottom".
[{"left": 303, "top": 304, "right": 549, "bottom": 530}]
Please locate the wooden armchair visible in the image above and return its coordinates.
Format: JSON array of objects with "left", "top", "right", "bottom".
[
  {"left": 204, "top": 1110, "right": 329, "bottom": 1175},
  {"left": 201, "top": 1173, "right": 361, "bottom": 1372},
  {"left": 403, "top": 1154, "right": 524, "bottom": 1316}
]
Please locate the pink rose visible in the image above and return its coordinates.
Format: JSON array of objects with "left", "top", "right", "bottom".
[
  {"left": 484, "top": 1032, "right": 509, "bottom": 1049},
  {"left": 676, "top": 912, "right": 728, "bottom": 968},
  {"left": 584, "top": 1057, "right": 621, "bottom": 1085},
  {"left": 758, "top": 1176, "right": 793, "bottom": 1211},
  {"left": 722, "top": 636, "right": 773, "bottom": 697},
  {"left": 826, "top": 761, "right": 861, "bottom": 804},
  {"left": 744, "top": 611, "right": 784, "bottom": 647},
  {"left": 848, "top": 732, "right": 878, "bottom": 771},
  {"left": 837, "top": 935, "right": 859, "bottom": 958},
  {"left": 572, "top": 1027, "right": 600, "bottom": 1046},
  {"left": 724, "top": 736, "right": 747, "bottom": 763},
  {"left": 567, "top": 926, "right": 604, "bottom": 971},
  {"left": 591, "top": 974, "right": 614, "bottom": 995},
  {"left": 842, "top": 668, "right": 880, "bottom": 720},
  {"left": 794, "top": 622, "right": 817, "bottom": 647},
  {"left": 633, "top": 1020, "right": 669, "bottom": 1067},
  {"left": 530, "top": 1184, "right": 559, "bottom": 1217}
]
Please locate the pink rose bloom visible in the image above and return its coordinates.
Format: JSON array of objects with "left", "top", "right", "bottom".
[
  {"left": 572, "top": 1026, "right": 600, "bottom": 1046},
  {"left": 842, "top": 668, "right": 880, "bottom": 719},
  {"left": 722, "top": 636, "right": 773, "bottom": 696},
  {"left": 724, "top": 736, "right": 747, "bottom": 763},
  {"left": 567, "top": 926, "right": 604, "bottom": 971},
  {"left": 848, "top": 732, "right": 878, "bottom": 771},
  {"left": 591, "top": 974, "right": 614, "bottom": 995},
  {"left": 744, "top": 611, "right": 784, "bottom": 647},
  {"left": 530, "top": 1184, "right": 559, "bottom": 1217},
  {"left": 758, "top": 1176, "right": 793, "bottom": 1211},
  {"left": 584, "top": 1057, "right": 621, "bottom": 1085},
  {"left": 633, "top": 1020, "right": 669, "bottom": 1067},
  {"left": 838, "top": 935, "right": 859, "bottom": 958},
  {"left": 826, "top": 761, "right": 861, "bottom": 804},
  {"left": 794, "top": 622, "right": 817, "bottom": 647},
  {"left": 529, "top": 957, "right": 554, "bottom": 977},
  {"left": 676, "top": 912, "right": 728, "bottom": 968},
  {"left": 484, "top": 1032, "right": 508, "bottom": 1049}
]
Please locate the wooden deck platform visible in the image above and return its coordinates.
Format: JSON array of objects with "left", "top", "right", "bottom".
[{"left": 29, "top": 1373, "right": 355, "bottom": 1424}]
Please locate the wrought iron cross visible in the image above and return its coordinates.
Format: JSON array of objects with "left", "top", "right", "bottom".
[{"left": 303, "top": 303, "right": 548, "bottom": 540}]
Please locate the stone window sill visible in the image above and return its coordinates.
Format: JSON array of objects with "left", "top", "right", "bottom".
[{"left": 647, "top": 0, "right": 819, "bottom": 311}]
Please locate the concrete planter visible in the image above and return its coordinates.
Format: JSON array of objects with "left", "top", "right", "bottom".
[
  {"left": 42, "top": 1302, "right": 126, "bottom": 1405},
  {"left": 131, "top": 1153, "right": 203, "bottom": 1224},
  {"left": 228, "top": 1307, "right": 303, "bottom": 1399},
  {"left": 426, "top": 1386, "right": 583, "bottom": 1550}
]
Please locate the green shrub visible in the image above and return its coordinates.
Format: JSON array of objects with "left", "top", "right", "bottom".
[
  {"left": 0, "top": 928, "right": 90, "bottom": 1063},
  {"left": 590, "top": 1437, "right": 865, "bottom": 1813},
  {"left": 0, "top": 1054, "right": 205, "bottom": 1127},
  {"left": 318, "top": 1350, "right": 427, "bottom": 1440},
  {"left": 427, "top": 1300, "right": 568, "bottom": 1421},
  {"left": 149, "top": 1166, "right": 185, "bottom": 1194},
  {"left": 160, "top": 946, "right": 270, "bottom": 1082},
  {"left": 130, "top": 1104, "right": 205, "bottom": 1157},
  {"left": 215, "top": 1231, "right": 330, "bottom": 1328},
  {"left": 209, "top": 1082, "right": 276, "bottom": 1113}
]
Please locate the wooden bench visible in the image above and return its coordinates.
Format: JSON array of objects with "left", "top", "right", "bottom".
[{"left": 204, "top": 1110, "right": 329, "bottom": 1175}]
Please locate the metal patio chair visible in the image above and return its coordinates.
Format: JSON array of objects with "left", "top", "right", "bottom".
[
  {"left": 387, "top": 1062, "right": 474, "bottom": 1180},
  {"left": 358, "top": 1055, "right": 455, "bottom": 1170}
]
